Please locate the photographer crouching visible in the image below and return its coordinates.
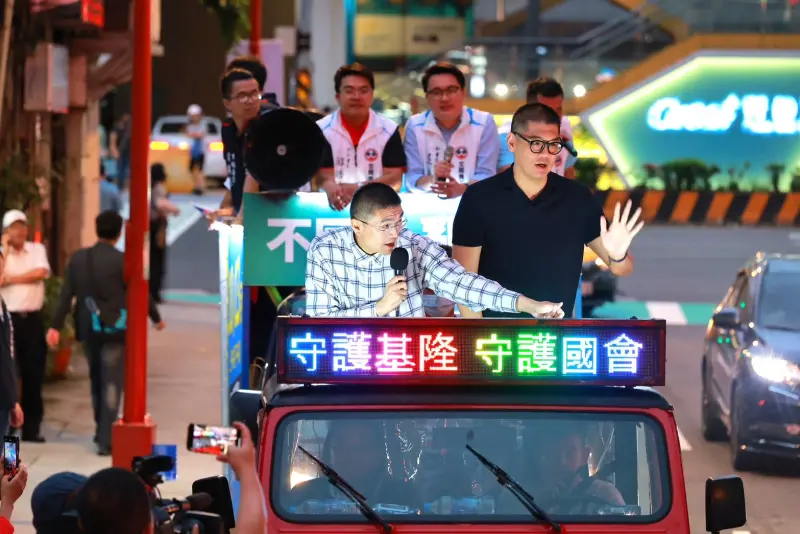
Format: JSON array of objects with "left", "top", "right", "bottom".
[{"left": 31, "top": 423, "right": 265, "bottom": 534}]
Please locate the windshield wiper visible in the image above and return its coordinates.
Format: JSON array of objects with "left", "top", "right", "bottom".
[
  {"left": 296, "top": 446, "right": 393, "bottom": 533},
  {"left": 466, "top": 444, "right": 562, "bottom": 532}
]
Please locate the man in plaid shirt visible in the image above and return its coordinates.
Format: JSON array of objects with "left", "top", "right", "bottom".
[{"left": 305, "top": 183, "right": 564, "bottom": 318}]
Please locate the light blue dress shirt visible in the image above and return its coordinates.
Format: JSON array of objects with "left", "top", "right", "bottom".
[{"left": 404, "top": 112, "right": 500, "bottom": 192}]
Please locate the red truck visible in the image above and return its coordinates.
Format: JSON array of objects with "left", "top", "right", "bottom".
[{"left": 232, "top": 317, "right": 748, "bottom": 534}]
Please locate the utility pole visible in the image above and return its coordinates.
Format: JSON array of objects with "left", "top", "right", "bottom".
[
  {"left": 294, "top": 0, "right": 313, "bottom": 108},
  {"left": 525, "top": 0, "right": 541, "bottom": 80},
  {"left": 250, "top": 0, "right": 262, "bottom": 55},
  {"left": 112, "top": 0, "right": 154, "bottom": 470}
]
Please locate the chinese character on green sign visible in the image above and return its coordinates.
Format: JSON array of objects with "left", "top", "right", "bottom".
[{"left": 242, "top": 192, "right": 461, "bottom": 287}]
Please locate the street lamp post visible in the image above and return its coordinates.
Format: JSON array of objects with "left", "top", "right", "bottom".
[{"left": 112, "top": 0, "right": 156, "bottom": 470}]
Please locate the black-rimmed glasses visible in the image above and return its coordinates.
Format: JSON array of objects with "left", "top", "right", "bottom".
[
  {"left": 513, "top": 132, "right": 564, "bottom": 155},
  {"left": 227, "top": 91, "right": 261, "bottom": 104},
  {"left": 356, "top": 217, "right": 408, "bottom": 234}
]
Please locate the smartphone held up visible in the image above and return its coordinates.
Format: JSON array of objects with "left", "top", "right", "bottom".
[
  {"left": 187, "top": 424, "right": 239, "bottom": 456},
  {"left": 3, "top": 435, "right": 19, "bottom": 477}
]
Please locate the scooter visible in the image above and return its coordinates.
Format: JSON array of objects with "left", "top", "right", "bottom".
[{"left": 580, "top": 256, "right": 618, "bottom": 318}]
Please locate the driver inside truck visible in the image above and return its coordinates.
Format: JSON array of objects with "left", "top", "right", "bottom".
[
  {"left": 287, "top": 419, "right": 418, "bottom": 508},
  {"left": 502, "top": 420, "right": 625, "bottom": 515}
]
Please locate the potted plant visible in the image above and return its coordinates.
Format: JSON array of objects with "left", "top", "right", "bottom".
[
  {"left": 574, "top": 158, "right": 604, "bottom": 189},
  {"left": 42, "top": 276, "right": 76, "bottom": 380}
]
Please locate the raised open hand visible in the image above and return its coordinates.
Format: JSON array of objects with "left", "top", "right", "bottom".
[{"left": 601, "top": 200, "right": 644, "bottom": 260}]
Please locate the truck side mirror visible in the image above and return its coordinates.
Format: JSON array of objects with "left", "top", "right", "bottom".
[
  {"left": 230, "top": 389, "right": 265, "bottom": 449},
  {"left": 250, "top": 357, "right": 265, "bottom": 389},
  {"left": 706, "top": 475, "right": 746, "bottom": 533},
  {"left": 712, "top": 307, "right": 740, "bottom": 329}
]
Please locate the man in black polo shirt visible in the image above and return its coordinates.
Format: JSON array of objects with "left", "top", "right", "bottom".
[{"left": 452, "top": 103, "right": 643, "bottom": 318}]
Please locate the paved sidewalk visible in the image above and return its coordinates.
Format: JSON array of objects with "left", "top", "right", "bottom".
[{"left": 11, "top": 303, "right": 224, "bottom": 533}]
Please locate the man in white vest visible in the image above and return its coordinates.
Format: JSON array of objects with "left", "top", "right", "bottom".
[
  {"left": 404, "top": 62, "right": 500, "bottom": 198},
  {"left": 498, "top": 78, "right": 576, "bottom": 178},
  {"left": 317, "top": 63, "right": 407, "bottom": 211}
]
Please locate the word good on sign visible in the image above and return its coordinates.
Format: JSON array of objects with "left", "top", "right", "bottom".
[
  {"left": 277, "top": 318, "right": 666, "bottom": 387},
  {"left": 646, "top": 93, "right": 800, "bottom": 135}
]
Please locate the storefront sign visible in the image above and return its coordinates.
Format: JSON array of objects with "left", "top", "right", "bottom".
[
  {"left": 349, "top": 0, "right": 472, "bottom": 63},
  {"left": 583, "top": 53, "right": 800, "bottom": 191},
  {"left": 30, "top": 0, "right": 104, "bottom": 27},
  {"left": 647, "top": 94, "right": 800, "bottom": 134},
  {"left": 243, "top": 193, "right": 461, "bottom": 287}
]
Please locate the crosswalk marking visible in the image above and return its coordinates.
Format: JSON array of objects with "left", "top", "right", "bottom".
[
  {"left": 116, "top": 192, "right": 221, "bottom": 252},
  {"left": 646, "top": 301, "right": 688, "bottom": 325},
  {"left": 678, "top": 427, "right": 692, "bottom": 451}
]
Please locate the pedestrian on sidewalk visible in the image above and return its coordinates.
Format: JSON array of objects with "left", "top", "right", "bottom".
[
  {"left": 108, "top": 112, "right": 131, "bottom": 190},
  {"left": 99, "top": 161, "right": 122, "bottom": 214},
  {"left": 0, "top": 210, "right": 50, "bottom": 443},
  {"left": 186, "top": 104, "right": 207, "bottom": 196},
  {"left": 150, "top": 163, "right": 180, "bottom": 304},
  {"left": 46, "top": 211, "right": 166, "bottom": 456},
  {"left": 0, "top": 249, "right": 23, "bottom": 438}
]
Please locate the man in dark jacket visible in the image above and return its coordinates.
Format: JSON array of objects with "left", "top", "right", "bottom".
[
  {"left": 0, "top": 249, "right": 23, "bottom": 437},
  {"left": 45, "top": 211, "right": 165, "bottom": 455}
]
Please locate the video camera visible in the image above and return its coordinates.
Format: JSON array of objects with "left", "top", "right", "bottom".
[{"left": 133, "top": 455, "right": 236, "bottom": 534}]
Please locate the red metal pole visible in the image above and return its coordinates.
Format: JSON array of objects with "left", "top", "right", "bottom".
[
  {"left": 112, "top": 0, "right": 156, "bottom": 469},
  {"left": 249, "top": 0, "right": 262, "bottom": 56}
]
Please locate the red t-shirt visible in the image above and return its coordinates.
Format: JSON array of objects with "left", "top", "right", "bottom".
[
  {"left": 341, "top": 116, "right": 368, "bottom": 147},
  {"left": 0, "top": 517, "right": 14, "bottom": 534}
]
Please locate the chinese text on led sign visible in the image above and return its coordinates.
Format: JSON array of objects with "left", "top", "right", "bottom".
[
  {"left": 283, "top": 324, "right": 659, "bottom": 384},
  {"left": 647, "top": 94, "right": 800, "bottom": 135}
]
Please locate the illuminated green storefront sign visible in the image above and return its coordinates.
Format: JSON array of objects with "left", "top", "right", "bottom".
[{"left": 582, "top": 53, "right": 800, "bottom": 192}]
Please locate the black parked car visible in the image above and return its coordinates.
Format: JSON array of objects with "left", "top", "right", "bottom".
[{"left": 701, "top": 253, "right": 800, "bottom": 470}]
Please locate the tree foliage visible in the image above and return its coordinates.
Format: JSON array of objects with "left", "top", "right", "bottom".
[{"left": 199, "top": 0, "right": 251, "bottom": 50}]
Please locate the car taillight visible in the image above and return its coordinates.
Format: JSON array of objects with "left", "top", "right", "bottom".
[
  {"left": 209, "top": 141, "right": 224, "bottom": 152},
  {"left": 149, "top": 141, "right": 169, "bottom": 151}
]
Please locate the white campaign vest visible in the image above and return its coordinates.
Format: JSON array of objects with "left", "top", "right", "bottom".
[
  {"left": 316, "top": 110, "right": 399, "bottom": 184},
  {"left": 499, "top": 116, "right": 572, "bottom": 176},
  {"left": 408, "top": 107, "right": 489, "bottom": 183}
]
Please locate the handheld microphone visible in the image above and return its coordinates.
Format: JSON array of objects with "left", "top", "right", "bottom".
[
  {"left": 564, "top": 140, "right": 578, "bottom": 158},
  {"left": 437, "top": 146, "right": 455, "bottom": 199},
  {"left": 158, "top": 492, "right": 213, "bottom": 515},
  {"left": 389, "top": 248, "right": 410, "bottom": 317}
]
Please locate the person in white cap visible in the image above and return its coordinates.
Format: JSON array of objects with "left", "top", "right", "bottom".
[
  {"left": 186, "top": 104, "right": 206, "bottom": 196},
  {"left": 0, "top": 209, "right": 51, "bottom": 442}
]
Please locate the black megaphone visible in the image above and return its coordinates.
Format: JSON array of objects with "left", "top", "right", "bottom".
[{"left": 243, "top": 107, "right": 326, "bottom": 191}]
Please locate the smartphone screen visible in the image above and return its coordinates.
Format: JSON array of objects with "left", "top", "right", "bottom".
[
  {"left": 187, "top": 424, "right": 239, "bottom": 455},
  {"left": 3, "top": 437, "right": 19, "bottom": 477}
]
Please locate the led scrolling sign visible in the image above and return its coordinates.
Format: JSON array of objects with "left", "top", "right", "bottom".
[{"left": 277, "top": 318, "right": 667, "bottom": 387}]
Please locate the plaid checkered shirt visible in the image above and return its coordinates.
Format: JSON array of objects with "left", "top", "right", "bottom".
[{"left": 306, "top": 227, "right": 521, "bottom": 317}]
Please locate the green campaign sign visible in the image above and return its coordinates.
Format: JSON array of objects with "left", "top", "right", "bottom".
[
  {"left": 582, "top": 52, "right": 800, "bottom": 192},
  {"left": 242, "top": 192, "right": 460, "bottom": 287}
]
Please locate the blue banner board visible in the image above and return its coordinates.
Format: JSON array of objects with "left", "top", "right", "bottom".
[
  {"left": 152, "top": 444, "right": 178, "bottom": 482},
  {"left": 217, "top": 224, "right": 248, "bottom": 516}
]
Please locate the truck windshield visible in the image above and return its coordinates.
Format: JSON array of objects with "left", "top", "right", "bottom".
[{"left": 271, "top": 410, "right": 671, "bottom": 524}]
